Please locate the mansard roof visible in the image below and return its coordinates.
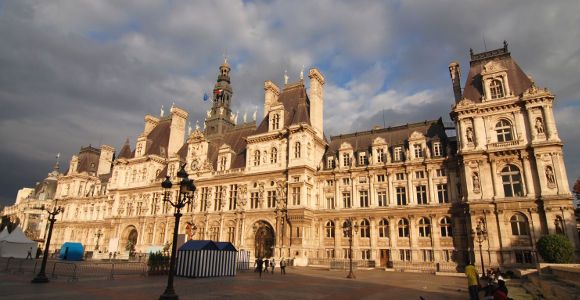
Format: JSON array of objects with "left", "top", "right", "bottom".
[
  {"left": 76, "top": 145, "right": 100, "bottom": 173},
  {"left": 326, "top": 119, "right": 446, "bottom": 155},
  {"left": 118, "top": 139, "right": 133, "bottom": 159},
  {"left": 255, "top": 81, "right": 311, "bottom": 134},
  {"left": 463, "top": 45, "right": 533, "bottom": 103},
  {"left": 207, "top": 124, "right": 255, "bottom": 170}
]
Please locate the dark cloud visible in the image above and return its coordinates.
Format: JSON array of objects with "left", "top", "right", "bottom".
[{"left": 1, "top": 0, "right": 579, "bottom": 206}]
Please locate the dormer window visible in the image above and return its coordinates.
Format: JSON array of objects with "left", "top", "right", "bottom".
[
  {"left": 433, "top": 142, "right": 442, "bottom": 157},
  {"left": 219, "top": 156, "right": 227, "bottom": 171},
  {"left": 414, "top": 144, "right": 423, "bottom": 158},
  {"left": 327, "top": 156, "right": 335, "bottom": 169},
  {"left": 342, "top": 153, "right": 351, "bottom": 167},
  {"left": 489, "top": 79, "right": 504, "bottom": 99},
  {"left": 253, "top": 150, "right": 261, "bottom": 166},
  {"left": 394, "top": 147, "right": 402, "bottom": 162},
  {"left": 496, "top": 119, "right": 513, "bottom": 142},
  {"left": 376, "top": 148, "right": 385, "bottom": 163},
  {"left": 358, "top": 152, "right": 367, "bottom": 166},
  {"left": 271, "top": 113, "right": 280, "bottom": 130}
]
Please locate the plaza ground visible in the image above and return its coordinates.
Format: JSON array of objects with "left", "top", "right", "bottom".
[{"left": 0, "top": 265, "right": 533, "bottom": 300}]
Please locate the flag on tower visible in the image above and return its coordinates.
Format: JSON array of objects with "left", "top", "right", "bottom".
[
  {"left": 203, "top": 93, "right": 209, "bottom": 101},
  {"left": 213, "top": 89, "right": 223, "bottom": 95}
]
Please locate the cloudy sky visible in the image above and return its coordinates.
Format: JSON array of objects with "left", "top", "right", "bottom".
[{"left": 1, "top": 0, "right": 579, "bottom": 206}]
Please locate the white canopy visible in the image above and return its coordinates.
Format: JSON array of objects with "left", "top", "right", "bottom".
[
  {"left": 0, "top": 226, "right": 38, "bottom": 258},
  {"left": 0, "top": 227, "right": 9, "bottom": 241}
]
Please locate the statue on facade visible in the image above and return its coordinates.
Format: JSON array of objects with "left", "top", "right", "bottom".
[
  {"left": 472, "top": 172, "right": 481, "bottom": 193},
  {"left": 466, "top": 127, "right": 474, "bottom": 143},
  {"left": 545, "top": 165, "right": 556, "bottom": 187},
  {"left": 535, "top": 117, "right": 545, "bottom": 134}
]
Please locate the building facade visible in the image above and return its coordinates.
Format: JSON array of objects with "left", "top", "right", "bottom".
[{"left": 2, "top": 44, "right": 578, "bottom": 271}]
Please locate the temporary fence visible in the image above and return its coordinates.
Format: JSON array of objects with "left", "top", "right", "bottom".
[
  {"left": 237, "top": 250, "right": 251, "bottom": 271},
  {"left": 176, "top": 249, "right": 237, "bottom": 278}
]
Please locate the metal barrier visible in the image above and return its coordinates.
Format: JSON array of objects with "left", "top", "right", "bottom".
[{"left": 51, "top": 262, "right": 78, "bottom": 281}]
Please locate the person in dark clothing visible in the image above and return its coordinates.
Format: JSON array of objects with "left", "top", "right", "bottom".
[
  {"left": 493, "top": 278, "right": 510, "bottom": 300},
  {"left": 280, "top": 258, "right": 286, "bottom": 275},
  {"left": 257, "top": 257, "right": 264, "bottom": 278}
]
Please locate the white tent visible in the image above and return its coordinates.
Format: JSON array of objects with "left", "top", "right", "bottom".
[{"left": 0, "top": 226, "right": 38, "bottom": 258}]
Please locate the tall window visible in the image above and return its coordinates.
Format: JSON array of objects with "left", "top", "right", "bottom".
[
  {"left": 398, "top": 219, "right": 409, "bottom": 237},
  {"left": 360, "top": 219, "right": 370, "bottom": 238},
  {"left": 227, "top": 226, "right": 235, "bottom": 243},
  {"left": 342, "top": 192, "right": 351, "bottom": 208},
  {"left": 270, "top": 147, "right": 278, "bottom": 163},
  {"left": 440, "top": 217, "right": 453, "bottom": 237},
  {"left": 399, "top": 249, "right": 411, "bottom": 261},
  {"left": 294, "top": 142, "right": 301, "bottom": 158},
  {"left": 253, "top": 150, "right": 261, "bottom": 166},
  {"left": 414, "top": 144, "right": 423, "bottom": 158},
  {"left": 327, "top": 156, "right": 335, "bottom": 169},
  {"left": 219, "top": 156, "right": 227, "bottom": 171},
  {"left": 489, "top": 79, "right": 504, "bottom": 99},
  {"left": 343, "top": 153, "right": 351, "bottom": 167},
  {"left": 325, "top": 221, "right": 335, "bottom": 238},
  {"left": 200, "top": 187, "right": 210, "bottom": 212},
  {"left": 376, "top": 148, "right": 385, "bottom": 163},
  {"left": 359, "top": 191, "right": 369, "bottom": 207},
  {"left": 396, "top": 187, "right": 407, "bottom": 206},
  {"left": 377, "top": 191, "right": 387, "bottom": 207},
  {"left": 378, "top": 218, "right": 389, "bottom": 238},
  {"left": 292, "top": 187, "right": 301, "bottom": 205},
  {"left": 437, "top": 184, "right": 449, "bottom": 203},
  {"left": 214, "top": 186, "right": 224, "bottom": 211},
  {"left": 501, "top": 164, "right": 523, "bottom": 197},
  {"left": 326, "top": 197, "right": 335, "bottom": 209},
  {"left": 267, "top": 191, "right": 276, "bottom": 208},
  {"left": 433, "top": 142, "right": 442, "bottom": 157},
  {"left": 228, "top": 184, "right": 238, "bottom": 210},
  {"left": 416, "top": 185, "right": 427, "bottom": 204},
  {"left": 250, "top": 192, "right": 260, "bottom": 209},
  {"left": 358, "top": 153, "right": 367, "bottom": 166},
  {"left": 376, "top": 174, "right": 385, "bottom": 182},
  {"left": 342, "top": 221, "right": 350, "bottom": 238},
  {"left": 272, "top": 113, "right": 280, "bottom": 130},
  {"left": 510, "top": 214, "right": 529, "bottom": 236},
  {"left": 418, "top": 217, "right": 431, "bottom": 237},
  {"left": 496, "top": 119, "right": 513, "bottom": 142},
  {"left": 394, "top": 147, "right": 402, "bottom": 162}
]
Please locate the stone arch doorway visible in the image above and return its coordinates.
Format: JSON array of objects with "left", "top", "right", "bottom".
[
  {"left": 253, "top": 221, "right": 275, "bottom": 258},
  {"left": 120, "top": 225, "right": 138, "bottom": 254}
]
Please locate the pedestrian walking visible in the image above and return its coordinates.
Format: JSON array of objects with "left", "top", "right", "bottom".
[
  {"left": 109, "top": 252, "right": 112, "bottom": 261},
  {"left": 270, "top": 258, "right": 276, "bottom": 274},
  {"left": 264, "top": 258, "right": 270, "bottom": 273},
  {"left": 26, "top": 247, "right": 33, "bottom": 260},
  {"left": 465, "top": 261, "right": 481, "bottom": 300},
  {"left": 257, "top": 257, "right": 264, "bottom": 278},
  {"left": 280, "top": 258, "right": 286, "bottom": 275}
]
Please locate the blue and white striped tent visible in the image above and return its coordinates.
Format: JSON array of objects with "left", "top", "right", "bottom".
[{"left": 176, "top": 240, "right": 237, "bottom": 278}]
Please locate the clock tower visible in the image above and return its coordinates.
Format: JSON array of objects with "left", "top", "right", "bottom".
[{"left": 204, "top": 58, "right": 235, "bottom": 137}]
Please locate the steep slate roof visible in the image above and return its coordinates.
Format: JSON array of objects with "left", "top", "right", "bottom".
[
  {"left": 144, "top": 118, "right": 171, "bottom": 157},
  {"left": 255, "top": 81, "right": 311, "bottom": 134},
  {"left": 462, "top": 46, "right": 533, "bottom": 103},
  {"left": 76, "top": 146, "right": 100, "bottom": 173},
  {"left": 326, "top": 119, "right": 446, "bottom": 155},
  {"left": 207, "top": 124, "right": 255, "bottom": 170},
  {"left": 118, "top": 139, "right": 133, "bottom": 159}
]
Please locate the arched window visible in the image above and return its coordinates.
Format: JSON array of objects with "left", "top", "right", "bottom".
[
  {"left": 418, "top": 217, "right": 431, "bottom": 237},
  {"left": 342, "top": 221, "right": 350, "bottom": 238},
  {"left": 510, "top": 214, "right": 529, "bottom": 236},
  {"left": 294, "top": 142, "right": 301, "bottom": 158},
  {"left": 270, "top": 147, "right": 278, "bottom": 164},
  {"left": 253, "top": 150, "right": 261, "bottom": 166},
  {"left": 398, "top": 219, "right": 409, "bottom": 238},
  {"left": 325, "top": 221, "right": 335, "bottom": 238},
  {"left": 489, "top": 79, "right": 504, "bottom": 99},
  {"left": 360, "top": 219, "right": 370, "bottom": 238},
  {"left": 378, "top": 218, "right": 389, "bottom": 238},
  {"left": 501, "top": 164, "right": 523, "bottom": 197},
  {"left": 440, "top": 217, "right": 453, "bottom": 237},
  {"left": 495, "top": 119, "right": 513, "bottom": 142}
]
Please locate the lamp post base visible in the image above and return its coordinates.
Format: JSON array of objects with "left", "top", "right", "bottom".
[
  {"left": 159, "top": 289, "right": 178, "bottom": 300},
  {"left": 346, "top": 271, "right": 356, "bottom": 279},
  {"left": 31, "top": 273, "right": 50, "bottom": 284}
]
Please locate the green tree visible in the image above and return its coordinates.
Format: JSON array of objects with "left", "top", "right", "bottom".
[{"left": 536, "top": 234, "right": 575, "bottom": 263}]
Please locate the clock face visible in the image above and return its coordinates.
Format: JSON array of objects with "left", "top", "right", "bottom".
[{"left": 190, "top": 159, "right": 199, "bottom": 171}]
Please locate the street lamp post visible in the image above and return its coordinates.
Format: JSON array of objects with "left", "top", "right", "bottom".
[
  {"left": 94, "top": 229, "right": 103, "bottom": 251},
  {"left": 159, "top": 163, "right": 196, "bottom": 300},
  {"left": 31, "top": 201, "right": 64, "bottom": 283},
  {"left": 472, "top": 221, "right": 488, "bottom": 278},
  {"left": 342, "top": 218, "right": 359, "bottom": 279}
]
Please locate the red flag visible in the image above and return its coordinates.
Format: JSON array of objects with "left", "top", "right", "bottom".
[{"left": 213, "top": 89, "right": 223, "bottom": 95}]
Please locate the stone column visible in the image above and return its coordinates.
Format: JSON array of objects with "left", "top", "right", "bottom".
[
  {"left": 489, "top": 158, "right": 499, "bottom": 198},
  {"left": 521, "top": 153, "right": 534, "bottom": 197},
  {"left": 369, "top": 218, "right": 377, "bottom": 260},
  {"left": 473, "top": 116, "right": 486, "bottom": 150},
  {"left": 406, "top": 170, "right": 414, "bottom": 205},
  {"left": 551, "top": 153, "right": 570, "bottom": 194},
  {"left": 369, "top": 173, "right": 375, "bottom": 207},
  {"left": 515, "top": 111, "right": 529, "bottom": 144},
  {"left": 387, "top": 171, "right": 395, "bottom": 207},
  {"left": 335, "top": 178, "right": 340, "bottom": 209},
  {"left": 409, "top": 215, "right": 417, "bottom": 260},
  {"left": 427, "top": 168, "right": 435, "bottom": 204},
  {"left": 430, "top": 214, "right": 441, "bottom": 260},
  {"left": 543, "top": 105, "right": 559, "bottom": 141}
]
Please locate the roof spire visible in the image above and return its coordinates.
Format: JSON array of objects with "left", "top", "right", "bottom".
[
  {"left": 53, "top": 152, "right": 61, "bottom": 171},
  {"left": 284, "top": 69, "right": 289, "bottom": 85},
  {"left": 300, "top": 65, "right": 304, "bottom": 81},
  {"left": 160, "top": 105, "right": 165, "bottom": 117}
]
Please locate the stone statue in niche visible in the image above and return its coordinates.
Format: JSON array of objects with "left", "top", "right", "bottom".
[
  {"left": 545, "top": 165, "right": 556, "bottom": 188},
  {"left": 535, "top": 117, "right": 545, "bottom": 134},
  {"left": 472, "top": 172, "right": 481, "bottom": 193},
  {"left": 466, "top": 127, "right": 474, "bottom": 143}
]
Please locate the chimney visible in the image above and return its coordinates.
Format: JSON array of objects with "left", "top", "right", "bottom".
[
  {"left": 168, "top": 105, "right": 189, "bottom": 156},
  {"left": 263, "top": 80, "right": 280, "bottom": 118},
  {"left": 97, "top": 145, "right": 115, "bottom": 175},
  {"left": 144, "top": 114, "right": 160, "bottom": 136},
  {"left": 308, "top": 68, "right": 325, "bottom": 138},
  {"left": 449, "top": 61, "right": 462, "bottom": 102}
]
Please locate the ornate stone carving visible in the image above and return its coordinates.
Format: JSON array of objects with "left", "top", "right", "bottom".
[
  {"left": 466, "top": 127, "right": 474, "bottom": 143},
  {"left": 472, "top": 172, "right": 481, "bottom": 194},
  {"left": 545, "top": 165, "right": 556, "bottom": 188}
]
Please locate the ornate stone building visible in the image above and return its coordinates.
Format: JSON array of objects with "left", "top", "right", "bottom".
[{"left": 2, "top": 44, "right": 578, "bottom": 271}]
